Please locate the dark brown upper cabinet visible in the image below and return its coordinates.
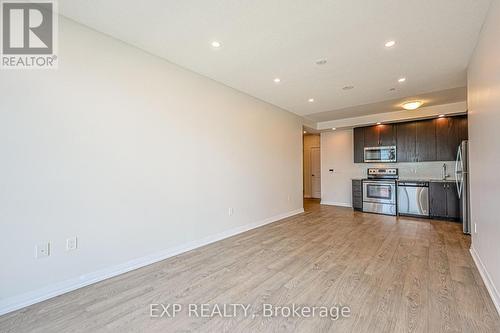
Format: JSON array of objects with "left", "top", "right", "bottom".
[
  {"left": 363, "top": 124, "right": 396, "bottom": 147},
  {"left": 353, "top": 115, "right": 467, "bottom": 164},
  {"left": 353, "top": 127, "right": 365, "bottom": 163},
  {"left": 379, "top": 124, "right": 397, "bottom": 146},
  {"left": 396, "top": 122, "right": 417, "bottom": 162},
  {"left": 415, "top": 119, "right": 437, "bottom": 161},
  {"left": 363, "top": 126, "right": 379, "bottom": 147},
  {"left": 436, "top": 115, "right": 468, "bottom": 161}
]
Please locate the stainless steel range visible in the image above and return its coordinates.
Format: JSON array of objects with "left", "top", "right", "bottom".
[{"left": 362, "top": 168, "right": 398, "bottom": 216}]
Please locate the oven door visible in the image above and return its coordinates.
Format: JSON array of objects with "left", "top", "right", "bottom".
[
  {"left": 364, "top": 146, "right": 396, "bottom": 163},
  {"left": 363, "top": 181, "right": 396, "bottom": 204}
]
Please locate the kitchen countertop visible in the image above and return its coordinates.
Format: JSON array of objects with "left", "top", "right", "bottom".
[
  {"left": 398, "top": 178, "right": 456, "bottom": 183},
  {"left": 351, "top": 177, "right": 457, "bottom": 182}
]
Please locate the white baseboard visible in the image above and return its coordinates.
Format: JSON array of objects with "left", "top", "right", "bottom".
[
  {"left": 470, "top": 247, "right": 500, "bottom": 315},
  {"left": 320, "top": 200, "right": 352, "bottom": 208},
  {"left": 0, "top": 208, "right": 304, "bottom": 316}
]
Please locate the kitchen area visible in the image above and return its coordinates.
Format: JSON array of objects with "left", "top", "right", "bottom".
[{"left": 350, "top": 114, "right": 470, "bottom": 234}]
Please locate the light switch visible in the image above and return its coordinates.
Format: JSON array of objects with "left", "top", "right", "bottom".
[
  {"left": 66, "top": 236, "right": 78, "bottom": 251},
  {"left": 35, "top": 242, "right": 50, "bottom": 258}
]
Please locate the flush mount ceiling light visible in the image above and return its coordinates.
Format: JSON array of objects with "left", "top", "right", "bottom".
[
  {"left": 332, "top": 128, "right": 337, "bottom": 131},
  {"left": 342, "top": 85, "right": 355, "bottom": 90},
  {"left": 211, "top": 41, "right": 221, "bottom": 48},
  {"left": 402, "top": 101, "right": 423, "bottom": 110},
  {"left": 385, "top": 40, "right": 396, "bottom": 48},
  {"left": 315, "top": 58, "right": 327, "bottom": 65},
  {"left": 273, "top": 77, "right": 281, "bottom": 83},
  {"left": 398, "top": 77, "right": 406, "bottom": 83},
  {"left": 308, "top": 98, "right": 315, "bottom": 103},
  {"left": 439, "top": 114, "right": 445, "bottom": 118},
  {"left": 376, "top": 122, "right": 382, "bottom": 125}
]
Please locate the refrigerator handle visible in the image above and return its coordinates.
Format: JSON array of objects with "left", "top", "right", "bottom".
[{"left": 456, "top": 145, "right": 462, "bottom": 199}]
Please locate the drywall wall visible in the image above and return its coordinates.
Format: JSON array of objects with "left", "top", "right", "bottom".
[
  {"left": 467, "top": 0, "right": 500, "bottom": 313},
  {"left": 320, "top": 129, "right": 456, "bottom": 207},
  {"left": 303, "top": 135, "right": 320, "bottom": 198},
  {"left": 0, "top": 17, "right": 304, "bottom": 314}
]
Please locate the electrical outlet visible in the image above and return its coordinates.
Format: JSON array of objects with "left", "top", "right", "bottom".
[
  {"left": 66, "top": 236, "right": 78, "bottom": 251},
  {"left": 228, "top": 208, "right": 234, "bottom": 216},
  {"left": 35, "top": 242, "right": 50, "bottom": 258}
]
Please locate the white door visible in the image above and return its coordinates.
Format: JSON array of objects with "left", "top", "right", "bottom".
[{"left": 311, "top": 148, "right": 321, "bottom": 198}]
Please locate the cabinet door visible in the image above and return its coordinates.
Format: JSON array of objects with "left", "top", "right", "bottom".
[
  {"left": 352, "top": 180, "right": 363, "bottom": 210},
  {"left": 353, "top": 127, "right": 365, "bottom": 163},
  {"left": 396, "top": 122, "right": 417, "bottom": 162},
  {"left": 363, "top": 126, "right": 379, "bottom": 147},
  {"left": 458, "top": 115, "right": 468, "bottom": 141},
  {"left": 446, "top": 183, "right": 460, "bottom": 219},
  {"left": 416, "top": 119, "right": 437, "bottom": 161},
  {"left": 379, "top": 124, "right": 396, "bottom": 146},
  {"left": 436, "top": 117, "right": 459, "bottom": 161},
  {"left": 429, "top": 182, "right": 447, "bottom": 217},
  {"left": 436, "top": 116, "right": 461, "bottom": 161}
]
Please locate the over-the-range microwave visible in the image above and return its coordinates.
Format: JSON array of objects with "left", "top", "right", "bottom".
[{"left": 364, "top": 146, "right": 397, "bottom": 163}]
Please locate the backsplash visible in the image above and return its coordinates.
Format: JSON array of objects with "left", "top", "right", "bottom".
[{"left": 352, "top": 161, "right": 457, "bottom": 180}]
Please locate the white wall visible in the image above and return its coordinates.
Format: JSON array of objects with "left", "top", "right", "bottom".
[
  {"left": 467, "top": 0, "right": 500, "bottom": 314},
  {"left": 0, "top": 17, "right": 304, "bottom": 313},
  {"left": 321, "top": 129, "right": 457, "bottom": 207},
  {"left": 303, "top": 135, "right": 320, "bottom": 198},
  {"left": 320, "top": 130, "right": 356, "bottom": 206}
]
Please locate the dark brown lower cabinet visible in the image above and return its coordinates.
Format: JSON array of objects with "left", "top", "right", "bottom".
[
  {"left": 352, "top": 180, "right": 363, "bottom": 211},
  {"left": 429, "top": 182, "right": 460, "bottom": 220}
]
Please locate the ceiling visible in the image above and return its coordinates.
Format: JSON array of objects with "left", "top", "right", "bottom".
[
  {"left": 59, "top": 0, "right": 490, "bottom": 120},
  {"left": 306, "top": 86, "right": 467, "bottom": 122}
]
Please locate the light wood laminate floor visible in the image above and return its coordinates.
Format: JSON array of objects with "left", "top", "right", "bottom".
[{"left": 1, "top": 199, "right": 499, "bottom": 332}]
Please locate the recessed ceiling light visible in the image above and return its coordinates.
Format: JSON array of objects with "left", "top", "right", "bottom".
[
  {"left": 438, "top": 114, "right": 445, "bottom": 118},
  {"left": 385, "top": 40, "right": 396, "bottom": 48},
  {"left": 402, "top": 101, "right": 423, "bottom": 110},
  {"left": 398, "top": 77, "right": 406, "bottom": 83},
  {"left": 377, "top": 122, "right": 382, "bottom": 125},
  {"left": 211, "top": 41, "right": 221, "bottom": 48},
  {"left": 308, "top": 98, "right": 315, "bottom": 103},
  {"left": 332, "top": 128, "right": 337, "bottom": 131},
  {"left": 315, "top": 58, "right": 327, "bottom": 65},
  {"left": 303, "top": 130, "right": 307, "bottom": 134},
  {"left": 273, "top": 77, "right": 281, "bottom": 83},
  {"left": 342, "top": 85, "right": 355, "bottom": 90}
]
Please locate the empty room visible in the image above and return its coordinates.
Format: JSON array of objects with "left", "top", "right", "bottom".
[{"left": 1, "top": 1, "right": 500, "bottom": 332}]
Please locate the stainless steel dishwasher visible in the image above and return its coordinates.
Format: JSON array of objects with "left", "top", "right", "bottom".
[{"left": 397, "top": 181, "right": 429, "bottom": 217}]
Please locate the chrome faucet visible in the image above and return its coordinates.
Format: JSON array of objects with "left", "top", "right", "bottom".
[{"left": 442, "top": 163, "right": 449, "bottom": 180}]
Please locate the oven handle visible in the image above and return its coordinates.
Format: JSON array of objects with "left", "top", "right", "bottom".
[{"left": 363, "top": 181, "right": 396, "bottom": 186}]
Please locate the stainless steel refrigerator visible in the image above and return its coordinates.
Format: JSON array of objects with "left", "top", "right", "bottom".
[{"left": 455, "top": 140, "right": 470, "bottom": 234}]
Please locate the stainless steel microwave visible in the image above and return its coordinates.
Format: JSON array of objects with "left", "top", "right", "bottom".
[{"left": 364, "top": 146, "right": 397, "bottom": 163}]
